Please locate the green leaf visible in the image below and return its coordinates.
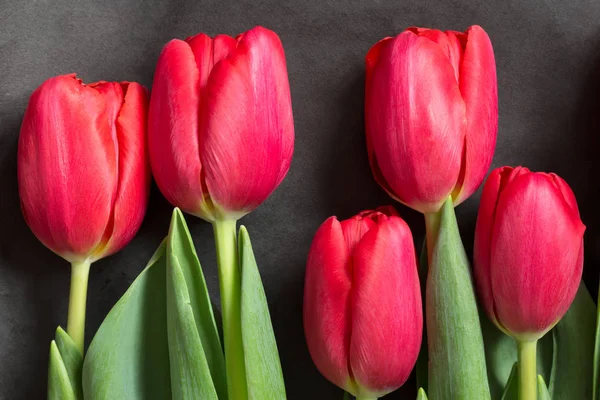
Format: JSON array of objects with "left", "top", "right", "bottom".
[
  {"left": 426, "top": 198, "right": 490, "bottom": 399},
  {"left": 82, "top": 241, "right": 171, "bottom": 400},
  {"left": 499, "top": 365, "right": 552, "bottom": 400},
  {"left": 166, "top": 253, "right": 218, "bottom": 399},
  {"left": 482, "top": 315, "right": 516, "bottom": 399},
  {"left": 550, "top": 281, "right": 596, "bottom": 399},
  {"left": 417, "top": 387, "right": 428, "bottom": 400},
  {"left": 538, "top": 375, "right": 551, "bottom": 400},
  {"left": 500, "top": 363, "right": 517, "bottom": 400},
  {"left": 482, "top": 313, "right": 553, "bottom": 399},
  {"left": 166, "top": 209, "right": 226, "bottom": 399},
  {"left": 594, "top": 283, "right": 600, "bottom": 400},
  {"left": 48, "top": 326, "right": 83, "bottom": 400},
  {"left": 54, "top": 327, "right": 83, "bottom": 399},
  {"left": 48, "top": 341, "right": 76, "bottom": 400},
  {"left": 416, "top": 241, "right": 428, "bottom": 393},
  {"left": 238, "top": 226, "right": 286, "bottom": 399}
]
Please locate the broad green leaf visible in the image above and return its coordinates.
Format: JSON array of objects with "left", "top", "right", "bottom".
[
  {"left": 166, "top": 209, "right": 226, "bottom": 399},
  {"left": 417, "top": 387, "right": 428, "bottom": 400},
  {"left": 82, "top": 241, "right": 171, "bottom": 400},
  {"left": 48, "top": 341, "right": 76, "bottom": 400},
  {"left": 239, "top": 226, "right": 286, "bottom": 399},
  {"left": 426, "top": 198, "right": 490, "bottom": 399},
  {"left": 500, "top": 363, "right": 517, "bottom": 400},
  {"left": 416, "top": 241, "right": 428, "bottom": 392},
  {"left": 482, "top": 313, "right": 553, "bottom": 399},
  {"left": 594, "top": 283, "right": 600, "bottom": 400},
  {"left": 538, "top": 375, "right": 551, "bottom": 400},
  {"left": 550, "top": 281, "right": 595, "bottom": 399}
]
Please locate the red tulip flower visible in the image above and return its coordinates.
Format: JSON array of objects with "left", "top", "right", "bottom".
[
  {"left": 149, "top": 26, "right": 294, "bottom": 397},
  {"left": 304, "top": 207, "right": 422, "bottom": 399},
  {"left": 474, "top": 166, "right": 585, "bottom": 339},
  {"left": 148, "top": 26, "right": 294, "bottom": 222},
  {"left": 18, "top": 74, "right": 150, "bottom": 263},
  {"left": 365, "top": 26, "right": 497, "bottom": 213},
  {"left": 18, "top": 74, "right": 150, "bottom": 352},
  {"left": 473, "top": 166, "right": 584, "bottom": 399}
]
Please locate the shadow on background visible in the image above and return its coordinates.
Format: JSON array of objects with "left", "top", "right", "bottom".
[
  {"left": 278, "top": 66, "right": 425, "bottom": 399},
  {"left": 0, "top": 110, "right": 68, "bottom": 399},
  {"left": 549, "top": 38, "right": 600, "bottom": 300}
]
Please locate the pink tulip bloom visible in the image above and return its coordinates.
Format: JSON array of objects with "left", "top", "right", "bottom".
[
  {"left": 474, "top": 166, "right": 585, "bottom": 339},
  {"left": 304, "top": 207, "right": 422, "bottom": 398},
  {"left": 18, "top": 74, "right": 150, "bottom": 263},
  {"left": 365, "top": 26, "right": 497, "bottom": 213},
  {"left": 148, "top": 26, "right": 294, "bottom": 222}
]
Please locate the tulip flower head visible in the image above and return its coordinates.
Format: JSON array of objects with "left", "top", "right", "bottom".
[
  {"left": 148, "top": 26, "right": 294, "bottom": 222},
  {"left": 474, "top": 166, "right": 585, "bottom": 340},
  {"left": 18, "top": 74, "right": 150, "bottom": 263},
  {"left": 304, "top": 207, "right": 422, "bottom": 398},
  {"left": 365, "top": 26, "right": 497, "bottom": 213}
]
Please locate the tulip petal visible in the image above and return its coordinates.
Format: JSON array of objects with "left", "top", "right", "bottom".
[
  {"left": 407, "top": 28, "right": 464, "bottom": 81},
  {"left": 99, "top": 82, "right": 150, "bottom": 258},
  {"left": 473, "top": 167, "right": 505, "bottom": 325},
  {"left": 148, "top": 39, "right": 205, "bottom": 216},
  {"left": 349, "top": 217, "right": 422, "bottom": 396},
  {"left": 18, "top": 75, "right": 117, "bottom": 261},
  {"left": 453, "top": 26, "right": 498, "bottom": 205},
  {"left": 186, "top": 33, "right": 214, "bottom": 94},
  {"left": 90, "top": 82, "right": 123, "bottom": 160},
  {"left": 212, "top": 35, "right": 238, "bottom": 65},
  {"left": 474, "top": 166, "right": 528, "bottom": 327},
  {"left": 364, "top": 38, "right": 398, "bottom": 201},
  {"left": 365, "top": 31, "right": 466, "bottom": 213},
  {"left": 549, "top": 173, "right": 581, "bottom": 215},
  {"left": 186, "top": 33, "right": 237, "bottom": 96},
  {"left": 304, "top": 217, "right": 352, "bottom": 392},
  {"left": 200, "top": 26, "right": 294, "bottom": 217},
  {"left": 340, "top": 217, "right": 376, "bottom": 256},
  {"left": 491, "top": 174, "right": 585, "bottom": 336},
  {"left": 365, "top": 37, "right": 392, "bottom": 90}
]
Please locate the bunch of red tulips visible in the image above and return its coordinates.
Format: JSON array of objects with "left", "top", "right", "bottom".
[{"left": 17, "top": 24, "right": 594, "bottom": 400}]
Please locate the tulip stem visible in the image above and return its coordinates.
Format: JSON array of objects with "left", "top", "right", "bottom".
[
  {"left": 517, "top": 339, "right": 538, "bottom": 400},
  {"left": 213, "top": 219, "right": 248, "bottom": 400},
  {"left": 66, "top": 260, "right": 91, "bottom": 354}
]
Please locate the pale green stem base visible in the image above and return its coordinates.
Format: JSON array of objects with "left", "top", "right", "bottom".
[
  {"left": 356, "top": 397, "right": 377, "bottom": 400},
  {"left": 213, "top": 219, "right": 248, "bottom": 400},
  {"left": 517, "top": 339, "right": 538, "bottom": 400},
  {"left": 66, "top": 261, "right": 91, "bottom": 354}
]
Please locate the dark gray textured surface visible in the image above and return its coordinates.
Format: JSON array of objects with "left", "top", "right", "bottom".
[{"left": 1, "top": 0, "right": 600, "bottom": 399}]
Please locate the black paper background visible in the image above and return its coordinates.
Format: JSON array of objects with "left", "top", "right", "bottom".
[{"left": 2, "top": 0, "right": 600, "bottom": 399}]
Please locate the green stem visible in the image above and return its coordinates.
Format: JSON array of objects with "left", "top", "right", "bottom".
[
  {"left": 517, "top": 339, "right": 538, "bottom": 400},
  {"left": 356, "top": 397, "right": 377, "bottom": 400},
  {"left": 213, "top": 219, "right": 248, "bottom": 400},
  {"left": 66, "top": 260, "right": 91, "bottom": 354}
]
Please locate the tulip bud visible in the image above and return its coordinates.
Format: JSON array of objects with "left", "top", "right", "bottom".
[
  {"left": 18, "top": 74, "right": 150, "bottom": 263},
  {"left": 148, "top": 26, "right": 294, "bottom": 222},
  {"left": 365, "top": 26, "right": 497, "bottom": 213},
  {"left": 474, "top": 166, "right": 585, "bottom": 340},
  {"left": 303, "top": 207, "right": 422, "bottom": 398}
]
